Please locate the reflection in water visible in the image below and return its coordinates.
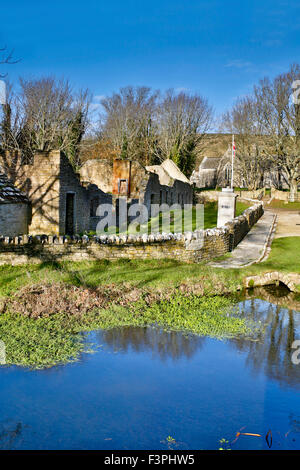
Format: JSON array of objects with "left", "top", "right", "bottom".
[
  {"left": 248, "top": 284, "right": 300, "bottom": 311},
  {"left": 98, "top": 293, "right": 300, "bottom": 389},
  {"left": 100, "top": 326, "right": 206, "bottom": 361},
  {"left": 0, "top": 293, "right": 299, "bottom": 450},
  {"left": 230, "top": 295, "right": 300, "bottom": 388},
  {"left": 0, "top": 422, "right": 24, "bottom": 450},
  {"left": 289, "top": 414, "right": 300, "bottom": 434}
]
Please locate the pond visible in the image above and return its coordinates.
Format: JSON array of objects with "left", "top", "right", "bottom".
[{"left": 0, "top": 292, "right": 299, "bottom": 450}]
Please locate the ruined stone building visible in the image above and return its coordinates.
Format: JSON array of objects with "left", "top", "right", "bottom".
[
  {"left": 9, "top": 150, "right": 113, "bottom": 235},
  {"left": 80, "top": 157, "right": 192, "bottom": 229},
  {"left": 0, "top": 150, "right": 192, "bottom": 236},
  {"left": 0, "top": 171, "right": 29, "bottom": 237},
  {"left": 80, "top": 157, "right": 192, "bottom": 210}
]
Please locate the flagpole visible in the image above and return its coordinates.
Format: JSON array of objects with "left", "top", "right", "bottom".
[{"left": 231, "top": 134, "right": 234, "bottom": 190}]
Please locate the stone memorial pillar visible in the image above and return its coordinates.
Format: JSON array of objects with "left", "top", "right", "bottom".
[{"left": 217, "top": 188, "right": 238, "bottom": 228}]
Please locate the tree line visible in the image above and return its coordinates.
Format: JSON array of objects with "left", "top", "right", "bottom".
[
  {"left": 0, "top": 58, "right": 300, "bottom": 196},
  {"left": 222, "top": 63, "right": 300, "bottom": 200},
  {"left": 0, "top": 77, "right": 90, "bottom": 177},
  {"left": 98, "top": 86, "right": 213, "bottom": 177},
  {"left": 0, "top": 80, "right": 213, "bottom": 178}
]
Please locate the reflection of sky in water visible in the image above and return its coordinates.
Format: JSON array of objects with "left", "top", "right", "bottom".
[{"left": 0, "top": 298, "right": 299, "bottom": 450}]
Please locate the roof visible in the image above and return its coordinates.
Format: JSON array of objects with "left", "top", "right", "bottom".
[
  {"left": 146, "top": 159, "right": 191, "bottom": 186},
  {"left": 199, "top": 156, "right": 221, "bottom": 170},
  {"left": 160, "top": 159, "right": 190, "bottom": 184},
  {"left": 145, "top": 164, "right": 171, "bottom": 185},
  {"left": 0, "top": 172, "right": 29, "bottom": 204}
]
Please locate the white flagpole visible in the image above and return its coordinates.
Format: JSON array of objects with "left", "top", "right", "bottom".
[{"left": 231, "top": 134, "right": 234, "bottom": 190}]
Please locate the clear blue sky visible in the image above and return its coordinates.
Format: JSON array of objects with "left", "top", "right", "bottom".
[{"left": 1, "top": 0, "right": 299, "bottom": 117}]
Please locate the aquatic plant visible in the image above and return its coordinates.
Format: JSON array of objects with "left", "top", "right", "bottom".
[{"left": 0, "top": 292, "right": 257, "bottom": 368}]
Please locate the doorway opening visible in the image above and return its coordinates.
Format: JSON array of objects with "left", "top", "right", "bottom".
[{"left": 65, "top": 193, "right": 75, "bottom": 235}]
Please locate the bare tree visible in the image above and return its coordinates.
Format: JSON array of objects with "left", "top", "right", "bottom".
[
  {"left": 18, "top": 77, "right": 91, "bottom": 169},
  {"left": 0, "top": 81, "right": 31, "bottom": 182},
  {"left": 254, "top": 64, "right": 300, "bottom": 200},
  {"left": 0, "top": 46, "right": 19, "bottom": 77},
  {"left": 0, "top": 83, "right": 23, "bottom": 150},
  {"left": 100, "top": 86, "right": 212, "bottom": 176},
  {"left": 100, "top": 86, "right": 159, "bottom": 165},
  {"left": 222, "top": 96, "right": 268, "bottom": 190},
  {"left": 155, "top": 89, "right": 213, "bottom": 176}
]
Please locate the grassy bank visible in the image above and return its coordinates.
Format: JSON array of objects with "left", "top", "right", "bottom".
[
  {"left": 0, "top": 294, "right": 254, "bottom": 368},
  {"left": 0, "top": 236, "right": 298, "bottom": 368},
  {"left": 0, "top": 237, "right": 299, "bottom": 297}
]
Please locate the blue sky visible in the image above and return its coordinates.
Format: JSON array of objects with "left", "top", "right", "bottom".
[{"left": 1, "top": 0, "right": 299, "bottom": 117}]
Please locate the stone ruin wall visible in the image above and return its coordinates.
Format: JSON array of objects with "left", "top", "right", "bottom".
[
  {"left": 0, "top": 202, "right": 263, "bottom": 265},
  {"left": 195, "top": 189, "right": 265, "bottom": 203},
  {"left": 0, "top": 203, "right": 29, "bottom": 237},
  {"left": 9, "top": 150, "right": 113, "bottom": 235},
  {"left": 80, "top": 158, "right": 193, "bottom": 211},
  {"left": 270, "top": 188, "right": 300, "bottom": 202}
]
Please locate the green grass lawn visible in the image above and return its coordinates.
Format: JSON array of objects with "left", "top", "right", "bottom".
[
  {"left": 251, "top": 237, "right": 300, "bottom": 273},
  {"left": 93, "top": 201, "right": 250, "bottom": 235},
  {"left": 0, "top": 237, "right": 299, "bottom": 298},
  {"left": 267, "top": 199, "right": 300, "bottom": 210},
  {"left": 203, "top": 201, "right": 250, "bottom": 229},
  {"left": 145, "top": 201, "right": 249, "bottom": 232}
]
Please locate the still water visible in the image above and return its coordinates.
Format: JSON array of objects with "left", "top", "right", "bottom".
[{"left": 0, "top": 294, "right": 299, "bottom": 450}]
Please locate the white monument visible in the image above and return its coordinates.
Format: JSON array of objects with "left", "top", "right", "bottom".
[{"left": 217, "top": 188, "right": 237, "bottom": 228}]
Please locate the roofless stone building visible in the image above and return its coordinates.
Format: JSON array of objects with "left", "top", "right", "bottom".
[
  {"left": 0, "top": 170, "right": 29, "bottom": 237},
  {"left": 0, "top": 150, "right": 192, "bottom": 236}
]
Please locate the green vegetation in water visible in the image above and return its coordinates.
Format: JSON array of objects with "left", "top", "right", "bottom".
[
  {"left": 161, "top": 435, "right": 181, "bottom": 450},
  {"left": 0, "top": 294, "right": 255, "bottom": 369},
  {"left": 0, "top": 312, "right": 86, "bottom": 368},
  {"left": 127, "top": 295, "right": 252, "bottom": 338},
  {"left": 218, "top": 438, "right": 231, "bottom": 450}
]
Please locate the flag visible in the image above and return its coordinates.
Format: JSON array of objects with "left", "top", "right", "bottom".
[{"left": 232, "top": 141, "right": 236, "bottom": 158}]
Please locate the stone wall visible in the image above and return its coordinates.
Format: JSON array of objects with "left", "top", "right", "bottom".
[
  {"left": 270, "top": 188, "right": 300, "bottom": 202},
  {"left": 143, "top": 174, "right": 192, "bottom": 214},
  {"left": 16, "top": 150, "right": 61, "bottom": 234},
  {"left": 13, "top": 150, "right": 111, "bottom": 235},
  {"left": 225, "top": 203, "right": 264, "bottom": 249},
  {"left": 79, "top": 158, "right": 193, "bottom": 213},
  {"left": 196, "top": 188, "right": 265, "bottom": 203},
  {"left": 0, "top": 231, "right": 228, "bottom": 265},
  {"left": 0, "top": 203, "right": 29, "bottom": 237},
  {"left": 0, "top": 202, "right": 263, "bottom": 266},
  {"left": 58, "top": 153, "right": 112, "bottom": 234},
  {"left": 79, "top": 159, "right": 113, "bottom": 193}
]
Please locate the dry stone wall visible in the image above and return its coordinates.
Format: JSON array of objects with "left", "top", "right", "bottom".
[
  {"left": 0, "top": 202, "right": 263, "bottom": 265},
  {"left": 270, "top": 188, "right": 300, "bottom": 202},
  {"left": 196, "top": 189, "right": 265, "bottom": 203}
]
